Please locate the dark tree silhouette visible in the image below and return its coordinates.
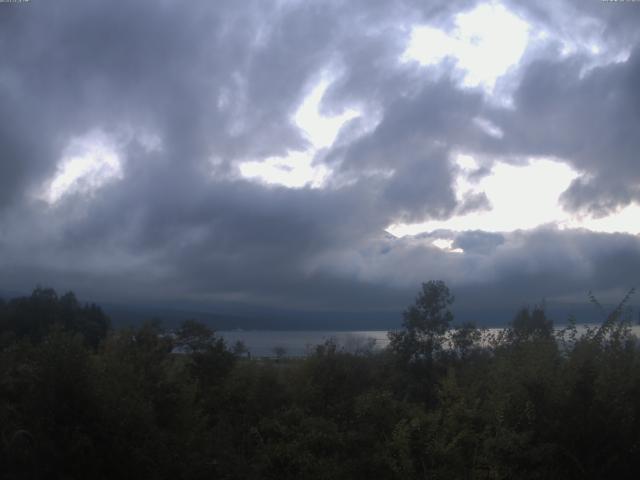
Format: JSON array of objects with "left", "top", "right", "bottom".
[
  {"left": 388, "top": 280, "right": 454, "bottom": 363},
  {"left": 0, "top": 287, "right": 109, "bottom": 347}
]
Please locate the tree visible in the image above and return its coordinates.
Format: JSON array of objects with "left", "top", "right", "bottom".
[
  {"left": 175, "top": 320, "right": 236, "bottom": 392},
  {"left": 450, "top": 321, "right": 481, "bottom": 360},
  {"left": 509, "top": 305, "right": 553, "bottom": 342},
  {"left": 0, "top": 288, "right": 109, "bottom": 348},
  {"left": 273, "top": 345, "right": 287, "bottom": 361},
  {"left": 175, "top": 319, "right": 217, "bottom": 352},
  {"left": 388, "top": 280, "right": 455, "bottom": 364},
  {"left": 232, "top": 340, "right": 249, "bottom": 358}
]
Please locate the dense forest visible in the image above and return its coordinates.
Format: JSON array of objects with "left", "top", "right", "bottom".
[{"left": 1, "top": 282, "right": 639, "bottom": 479}]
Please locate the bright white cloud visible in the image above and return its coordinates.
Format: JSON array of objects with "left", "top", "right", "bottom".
[
  {"left": 387, "top": 156, "right": 640, "bottom": 238},
  {"left": 239, "top": 77, "right": 359, "bottom": 188},
  {"left": 456, "top": 153, "right": 478, "bottom": 171},
  {"left": 295, "top": 79, "right": 359, "bottom": 149},
  {"left": 560, "top": 204, "right": 640, "bottom": 235},
  {"left": 239, "top": 151, "right": 330, "bottom": 188},
  {"left": 403, "top": 2, "right": 530, "bottom": 91},
  {"left": 388, "top": 157, "right": 577, "bottom": 235},
  {"left": 41, "top": 131, "right": 123, "bottom": 204},
  {"left": 432, "top": 238, "right": 464, "bottom": 253}
]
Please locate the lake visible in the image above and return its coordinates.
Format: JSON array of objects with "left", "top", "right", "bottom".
[
  {"left": 218, "top": 330, "right": 391, "bottom": 357},
  {"left": 219, "top": 324, "right": 640, "bottom": 358}
]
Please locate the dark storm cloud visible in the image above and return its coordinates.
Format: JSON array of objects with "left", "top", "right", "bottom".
[
  {"left": 1, "top": 0, "right": 481, "bottom": 296},
  {"left": 466, "top": 227, "right": 640, "bottom": 309},
  {"left": 325, "top": 78, "right": 495, "bottom": 221},
  {"left": 330, "top": 226, "right": 640, "bottom": 312},
  {"left": 0, "top": 0, "right": 482, "bottom": 206},
  {"left": 452, "top": 230, "right": 504, "bottom": 254},
  {"left": 0, "top": 0, "right": 350, "bottom": 205},
  {"left": 456, "top": 192, "right": 491, "bottom": 216},
  {"left": 482, "top": 1, "right": 640, "bottom": 217},
  {"left": 0, "top": 0, "right": 638, "bottom": 318},
  {"left": 486, "top": 49, "right": 640, "bottom": 216}
]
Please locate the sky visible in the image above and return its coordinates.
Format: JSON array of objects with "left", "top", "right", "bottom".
[{"left": 1, "top": 0, "right": 639, "bottom": 324}]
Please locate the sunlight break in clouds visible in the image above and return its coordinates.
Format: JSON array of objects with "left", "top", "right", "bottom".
[
  {"left": 387, "top": 157, "right": 640, "bottom": 237},
  {"left": 432, "top": 238, "right": 464, "bottom": 254},
  {"left": 387, "top": 158, "right": 579, "bottom": 236},
  {"left": 41, "top": 132, "right": 123, "bottom": 204},
  {"left": 403, "top": 2, "right": 530, "bottom": 91},
  {"left": 239, "top": 78, "right": 359, "bottom": 188},
  {"left": 560, "top": 204, "right": 640, "bottom": 235}
]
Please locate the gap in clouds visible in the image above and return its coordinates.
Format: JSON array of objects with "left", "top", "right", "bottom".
[
  {"left": 39, "top": 131, "right": 123, "bottom": 204},
  {"left": 403, "top": 2, "right": 530, "bottom": 92},
  {"left": 238, "top": 75, "right": 360, "bottom": 188},
  {"left": 387, "top": 158, "right": 640, "bottom": 238}
]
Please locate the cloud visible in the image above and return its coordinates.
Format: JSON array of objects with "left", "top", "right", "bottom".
[
  {"left": 0, "top": 0, "right": 638, "bottom": 322},
  {"left": 473, "top": 1, "right": 640, "bottom": 217},
  {"left": 313, "top": 226, "right": 640, "bottom": 312},
  {"left": 486, "top": 49, "right": 640, "bottom": 216}
]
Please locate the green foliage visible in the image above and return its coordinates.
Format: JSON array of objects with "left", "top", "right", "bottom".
[
  {"left": 1, "top": 284, "right": 640, "bottom": 478},
  {"left": 388, "top": 280, "right": 454, "bottom": 360},
  {"left": 0, "top": 287, "right": 109, "bottom": 348},
  {"left": 387, "top": 280, "right": 455, "bottom": 404},
  {"left": 509, "top": 305, "right": 554, "bottom": 341}
]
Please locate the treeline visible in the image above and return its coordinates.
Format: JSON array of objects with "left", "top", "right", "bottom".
[{"left": 1, "top": 282, "right": 640, "bottom": 479}]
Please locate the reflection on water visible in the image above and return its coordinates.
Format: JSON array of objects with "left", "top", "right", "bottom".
[{"left": 219, "top": 325, "right": 640, "bottom": 358}]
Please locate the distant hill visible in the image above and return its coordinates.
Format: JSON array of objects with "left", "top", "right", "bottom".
[
  {"left": 102, "top": 300, "right": 638, "bottom": 331},
  {"left": 101, "top": 302, "right": 401, "bottom": 331},
  {"left": 3, "top": 288, "right": 638, "bottom": 331}
]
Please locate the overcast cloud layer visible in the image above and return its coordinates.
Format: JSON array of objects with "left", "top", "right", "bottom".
[{"left": 1, "top": 0, "right": 639, "bottom": 322}]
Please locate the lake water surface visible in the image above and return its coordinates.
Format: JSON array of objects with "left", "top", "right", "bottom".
[
  {"left": 219, "top": 325, "right": 640, "bottom": 358},
  {"left": 219, "top": 330, "right": 390, "bottom": 357}
]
